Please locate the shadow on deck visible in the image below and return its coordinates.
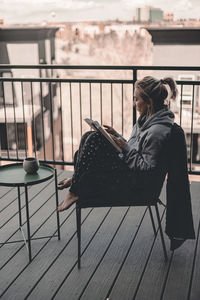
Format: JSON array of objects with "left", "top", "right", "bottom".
[{"left": 0, "top": 169, "right": 200, "bottom": 300}]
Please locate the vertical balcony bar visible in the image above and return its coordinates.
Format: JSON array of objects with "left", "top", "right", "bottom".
[
  {"left": 51, "top": 67, "right": 53, "bottom": 78},
  {"left": 189, "top": 85, "right": 195, "bottom": 172},
  {"left": 111, "top": 83, "right": 113, "bottom": 127},
  {"left": 69, "top": 82, "right": 74, "bottom": 158},
  {"left": 49, "top": 82, "right": 55, "bottom": 162},
  {"left": 79, "top": 82, "right": 83, "bottom": 137},
  {"left": 121, "top": 83, "right": 124, "bottom": 135},
  {"left": 100, "top": 83, "right": 103, "bottom": 125},
  {"left": 39, "top": 82, "right": 46, "bottom": 161},
  {"left": 21, "top": 82, "right": 28, "bottom": 157},
  {"left": 180, "top": 84, "right": 183, "bottom": 127},
  {"left": 59, "top": 82, "right": 64, "bottom": 163},
  {"left": 133, "top": 68, "right": 137, "bottom": 126},
  {"left": 89, "top": 82, "right": 92, "bottom": 119},
  {"left": 11, "top": 81, "right": 19, "bottom": 159},
  {"left": 1, "top": 81, "right": 10, "bottom": 158},
  {"left": 39, "top": 67, "right": 42, "bottom": 78},
  {"left": 30, "top": 82, "right": 37, "bottom": 158}
]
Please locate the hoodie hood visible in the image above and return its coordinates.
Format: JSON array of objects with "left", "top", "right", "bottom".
[{"left": 138, "top": 107, "right": 174, "bottom": 132}]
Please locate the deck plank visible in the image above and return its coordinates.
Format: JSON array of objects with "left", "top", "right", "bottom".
[
  {"left": 190, "top": 214, "right": 200, "bottom": 300},
  {"left": 24, "top": 208, "right": 111, "bottom": 300},
  {"left": 162, "top": 182, "right": 200, "bottom": 300},
  {"left": 108, "top": 205, "right": 164, "bottom": 300},
  {"left": 29, "top": 207, "right": 128, "bottom": 300},
  {"left": 0, "top": 186, "right": 15, "bottom": 205},
  {"left": 135, "top": 235, "right": 172, "bottom": 300},
  {"left": 78, "top": 206, "right": 146, "bottom": 300},
  {"left": 1, "top": 207, "right": 92, "bottom": 300},
  {"left": 0, "top": 174, "right": 200, "bottom": 300},
  {"left": 134, "top": 186, "right": 172, "bottom": 300}
]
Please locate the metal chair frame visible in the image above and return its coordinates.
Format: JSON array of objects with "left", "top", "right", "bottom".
[{"left": 75, "top": 200, "right": 168, "bottom": 269}]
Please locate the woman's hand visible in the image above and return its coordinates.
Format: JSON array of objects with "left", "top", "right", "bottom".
[
  {"left": 103, "top": 124, "right": 118, "bottom": 135},
  {"left": 110, "top": 134, "right": 126, "bottom": 149}
]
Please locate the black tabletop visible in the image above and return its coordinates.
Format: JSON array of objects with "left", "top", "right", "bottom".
[{"left": 0, "top": 163, "right": 55, "bottom": 187}]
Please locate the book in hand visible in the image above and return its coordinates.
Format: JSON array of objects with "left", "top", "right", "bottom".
[{"left": 84, "top": 118, "right": 122, "bottom": 153}]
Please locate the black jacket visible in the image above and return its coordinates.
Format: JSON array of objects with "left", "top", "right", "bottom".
[{"left": 166, "top": 123, "right": 195, "bottom": 249}]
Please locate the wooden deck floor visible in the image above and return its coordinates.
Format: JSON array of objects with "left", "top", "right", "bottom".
[{"left": 0, "top": 169, "right": 200, "bottom": 300}]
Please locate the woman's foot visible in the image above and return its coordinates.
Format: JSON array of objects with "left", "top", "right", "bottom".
[
  {"left": 57, "top": 191, "right": 79, "bottom": 212},
  {"left": 57, "top": 177, "right": 72, "bottom": 190}
]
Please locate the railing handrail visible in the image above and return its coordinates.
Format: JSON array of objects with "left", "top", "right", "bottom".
[
  {"left": 1, "top": 64, "right": 200, "bottom": 71},
  {"left": 0, "top": 77, "right": 133, "bottom": 84},
  {"left": 0, "top": 77, "right": 199, "bottom": 85}
]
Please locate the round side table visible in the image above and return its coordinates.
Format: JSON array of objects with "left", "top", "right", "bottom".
[{"left": 0, "top": 163, "right": 61, "bottom": 262}]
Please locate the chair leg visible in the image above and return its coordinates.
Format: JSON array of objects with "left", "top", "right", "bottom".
[
  {"left": 76, "top": 204, "right": 79, "bottom": 238},
  {"left": 148, "top": 206, "right": 156, "bottom": 236},
  {"left": 155, "top": 203, "right": 168, "bottom": 261},
  {"left": 76, "top": 204, "right": 81, "bottom": 269}
]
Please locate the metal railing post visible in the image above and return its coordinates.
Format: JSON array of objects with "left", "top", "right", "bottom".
[{"left": 133, "top": 68, "right": 137, "bottom": 126}]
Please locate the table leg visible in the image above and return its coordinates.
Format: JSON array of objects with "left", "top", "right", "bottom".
[
  {"left": 25, "top": 184, "right": 32, "bottom": 262},
  {"left": 17, "top": 186, "right": 22, "bottom": 228},
  {"left": 54, "top": 169, "right": 61, "bottom": 240}
]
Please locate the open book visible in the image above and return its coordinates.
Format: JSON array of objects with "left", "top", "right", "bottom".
[{"left": 84, "top": 118, "right": 122, "bottom": 153}]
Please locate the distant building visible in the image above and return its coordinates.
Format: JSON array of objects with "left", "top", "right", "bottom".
[
  {"left": 0, "top": 18, "right": 4, "bottom": 26},
  {"left": 163, "top": 13, "right": 174, "bottom": 22},
  {"left": 135, "top": 6, "right": 163, "bottom": 23},
  {"left": 146, "top": 27, "right": 200, "bottom": 108},
  {"left": 104, "top": 24, "right": 140, "bottom": 38},
  {"left": 146, "top": 27, "right": 200, "bottom": 161},
  {"left": 0, "top": 26, "right": 62, "bottom": 162}
]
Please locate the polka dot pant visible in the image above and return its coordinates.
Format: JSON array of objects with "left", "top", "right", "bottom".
[{"left": 69, "top": 131, "right": 132, "bottom": 195}]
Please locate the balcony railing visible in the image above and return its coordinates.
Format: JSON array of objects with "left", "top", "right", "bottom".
[{"left": 0, "top": 65, "right": 200, "bottom": 174}]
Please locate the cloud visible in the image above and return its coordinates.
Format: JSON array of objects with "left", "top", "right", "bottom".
[
  {"left": 0, "top": 0, "right": 102, "bottom": 10},
  {"left": 122, "top": 0, "right": 145, "bottom": 7},
  {"left": 57, "top": 0, "right": 102, "bottom": 10},
  {"left": 175, "top": 0, "right": 192, "bottom": 11},
  {"left": 122, "top": 0, "right": 161, "bottom": 8}
]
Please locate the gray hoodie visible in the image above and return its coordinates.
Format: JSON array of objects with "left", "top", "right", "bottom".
[{"left": 121, "top": 107, "right": 175, "bottom": 195}]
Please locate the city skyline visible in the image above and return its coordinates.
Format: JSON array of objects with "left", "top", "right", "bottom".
[{"left": 0, "top": 0, "right": 199, "bottom": 24}]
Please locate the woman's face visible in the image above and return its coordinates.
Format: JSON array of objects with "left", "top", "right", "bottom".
[{"left": 133, "top": 88, "right": 149, "bottom": 115}]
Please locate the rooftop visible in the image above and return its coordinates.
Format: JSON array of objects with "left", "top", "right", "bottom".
[
  {"left": 0, "top": 27, "right": 60, "bottom": 42},
  {"left": 145, "top": 27, "right": 200, "bottom": 44}
]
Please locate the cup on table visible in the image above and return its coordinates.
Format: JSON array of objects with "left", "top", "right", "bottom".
[{"left": 23, "top": 157, "right": 40, "bottom": 174}]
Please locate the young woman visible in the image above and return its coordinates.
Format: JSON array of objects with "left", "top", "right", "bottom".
[{"left": 57, "top": 76, "right": 178, "bottom": 211}]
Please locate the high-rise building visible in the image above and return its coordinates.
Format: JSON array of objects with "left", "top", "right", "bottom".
[{"left": 135, "top": 6, "right": 163, "bottom": 23}]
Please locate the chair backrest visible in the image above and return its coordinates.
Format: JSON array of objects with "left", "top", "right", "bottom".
[
  {"left": 166, "top": 122, "right": 188, "bottom": 180},
  {"left": 165, "top": 122, "right": 195, "bottom": 240}
]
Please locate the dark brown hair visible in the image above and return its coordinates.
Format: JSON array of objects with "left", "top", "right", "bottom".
[{"left": 135, "top": 76, "right": 178, "bottom": 112}]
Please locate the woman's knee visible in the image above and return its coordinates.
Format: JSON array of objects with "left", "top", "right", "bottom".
[
  {"left": 80, "top": 131, "right": 93, "bottom": 145},
  {"left": 81, "top": 131, "right": 103, "bottom": 146},
  {"left": 73, "top": 150, "right": 79, "bottom": 165},
  {"left": 81, "top": 130, "right": 93, "bottom": 140},
  {"left": 86, "top": 131, "right": 103, "bottom": 142}
]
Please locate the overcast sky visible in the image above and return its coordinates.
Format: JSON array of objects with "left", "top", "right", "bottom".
[{"left": 0, "top": 0, "right": 199, "bottom": 24}]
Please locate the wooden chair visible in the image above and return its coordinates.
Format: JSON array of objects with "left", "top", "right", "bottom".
[{"left": 75, "top": 173, "right": 168, "bottom": 269}]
